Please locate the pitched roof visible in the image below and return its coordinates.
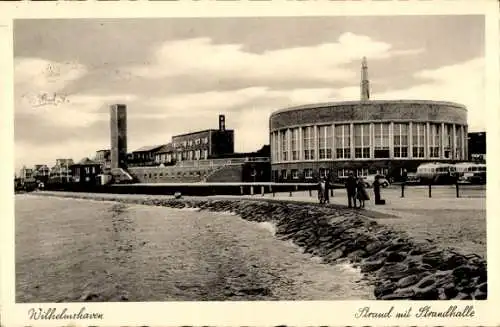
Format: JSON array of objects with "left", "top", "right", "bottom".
[
  {"left": 132, "top": 144, "right": 165, "bottom": 153},
  {"left": 156, "top": 143, "right": 174, "bottom": 153},
  {"left": 76, "top": 157, "right": 99, "bottom": 165}
]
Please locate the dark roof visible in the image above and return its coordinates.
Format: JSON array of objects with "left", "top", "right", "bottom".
[
  {"left": 156, "top": 143, "right": 174, "bottom": 153},
  {"left": 71, "top": 157, "right": 100, "bottom": 166},
  {"left": 132, "top": 145, "right": 165, "bottom": 153},
  {"left": 172, "top": 129, "right": 233, "bottom": 139},
  {"left": 172, "top": 129, "right": 214, "bottom": 139}
]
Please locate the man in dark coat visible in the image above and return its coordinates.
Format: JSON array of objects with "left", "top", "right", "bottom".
[
  {"left": 345, "top": 172, "right": 357, "bottom": 208},
  {"left": 324, "top": 177, "right": 331, "bottom": 204},
  {"left": 402, "top": 169, "right": 408, "bottom": 183},
  {"left": 373, "top": 175, "right": 385, "bottom": 205}
]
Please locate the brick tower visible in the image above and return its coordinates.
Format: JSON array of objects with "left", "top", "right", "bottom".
[{"left": 110, "top": 104, "right": 128, "bottom": 169}]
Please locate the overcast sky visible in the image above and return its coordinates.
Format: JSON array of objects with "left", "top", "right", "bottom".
[{"left": 14, "top": 16, "right": 485, "bottom": 170}]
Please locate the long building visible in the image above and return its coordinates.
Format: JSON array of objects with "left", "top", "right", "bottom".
[
  {"left": 105, "top": 104, "right": 269, "bottom": 184},
  {"left": 170, "top": 114, "right": 234, "bottom": 161},
  {"left": 269, "top": 58, "right": 468, "bottom": 182}
]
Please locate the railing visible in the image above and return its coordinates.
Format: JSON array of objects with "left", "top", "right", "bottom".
[
  {"left": 175, "top": 157, "right": 269, "bottom": 168},
  {"left": 244, "top": 157, "right": 270, "bottom": 162},
  {"left": 111, "top": 168, "right": 134, "bottom": 181},
  {"left": 126, "top": 157, "right": 270, "bottom": 170},
  {"left": 397, "top": 181, "right": 485, "bottom": 199},
  {"left": 201, "top": 161, "right": 231, "bottom": 182}
]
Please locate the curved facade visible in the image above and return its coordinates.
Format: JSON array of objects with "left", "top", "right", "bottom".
[{"left": 269, "top": 100, "right": 468, "bottom": 182}]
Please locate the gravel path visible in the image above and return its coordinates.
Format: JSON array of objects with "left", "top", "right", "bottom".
[
  {"left": 370, "top": 208, "right": 486, "bottom": 259},
  {"left": 16, "top": 195, "right": 373, "bottom": 302},
  {"left": 232, "top": 186, "right": 486, "bottom": 259}
]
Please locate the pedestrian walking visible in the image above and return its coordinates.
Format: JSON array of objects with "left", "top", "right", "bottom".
[
  {"left": 317, "top": 177, "right": 329, "bottom": 204},
  {"left": 356, "top": 177, "right": 369, "bottom": 208},
  {"left": 401, "top": 168, "right": 407, "bottom": 197},
  {"left": 324, "top": 176, "right": 331, "bottom": 204},
  {"left": 345, "top": 172, "right": 357, "bottom": 208}
]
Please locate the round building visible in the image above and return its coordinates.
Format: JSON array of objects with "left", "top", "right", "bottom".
[{"left": 269, "top": 100, "right": 468, "bottom": 182}]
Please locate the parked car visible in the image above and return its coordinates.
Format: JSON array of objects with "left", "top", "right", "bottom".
[{"left": 362, "top": 174, "right": 390, "bottom": 188}]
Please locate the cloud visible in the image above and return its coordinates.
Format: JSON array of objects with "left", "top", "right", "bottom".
[
  {"left": 16, "top": 93, "right": 139, "bottom": 130},
  {"left": 146, "top": 84, "right": 364, "bottom": 111},
  {"left": 374, "top": 57, "right": 485, "bottom": 131},
  {"left": 132, "top": 57, "right": 484, "bottom": 153},
  {"left": 15, "top": 57, "right": 87, "bottom": 93},
  {"left": 134, "top": 86, "right": 359, "bottom": 153},
  {"left": 14, "top": 58, "right": 139, "bottom": 168},
  {"left": 126, "top": 33, "right": 423, "bottom": 85},
  {"left": 147, "top": 87, "right": 270, "bottom": 115},
  {"left": 16, "top": 139, "right": 105, "bottom": 170},
  {"left": 142, "top": 86, "right": 347, "bottom": 121},
  {"left": 15, "top": 57, "right": 99, "bottom": 128}
]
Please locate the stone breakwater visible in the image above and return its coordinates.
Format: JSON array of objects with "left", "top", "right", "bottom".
[{"left": 35, "top": 193, "right": 487, "bottom": 300}]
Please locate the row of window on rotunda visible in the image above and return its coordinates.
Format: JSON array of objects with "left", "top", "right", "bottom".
[{"left": 271, "top": 122, "right": 466, "bottom": 162}]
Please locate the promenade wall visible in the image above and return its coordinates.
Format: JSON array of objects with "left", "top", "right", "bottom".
[{"left": 42, "top": 182, "right": 345, "bottom": 196}]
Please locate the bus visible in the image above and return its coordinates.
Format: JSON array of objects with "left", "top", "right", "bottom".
[
  {"left": 454, "top": 162, "right": 486, "bottom": 184},
  {"left": 415, "top": 163, "right": 457, "bottom": 184}
]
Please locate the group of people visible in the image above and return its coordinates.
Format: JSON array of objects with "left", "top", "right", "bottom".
[
  {"left": 345, "top": 173, "right": 370, "bottom": 208},
  {"left": 317, "top": 172, "right": 383, "bottom": 208}
]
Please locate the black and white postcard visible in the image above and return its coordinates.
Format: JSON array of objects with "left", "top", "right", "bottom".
[{"left": 1, "top": 0, "right": 499, "bottom": 326}]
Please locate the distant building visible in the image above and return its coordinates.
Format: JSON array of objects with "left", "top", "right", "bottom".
[
  {"left": 104, "top": 108, "right": 266, "bottom": 183},
  {"left": 94, "top": 149, "right": 111, "bottom": 163},
  {"left": 128, "top": 145, "right": 164, "bottom": 167},
  {"left": 15, "top": 167, "right": 38, "bottom": 190},
  {"left": 18, "top": 166, "right": 34, "bottom": 183},
  {"left": 14, "top": 177, "right": 23, "bottom": 191},
  {"left": 49, "top": 159, "right": 74, "bottom": 183},
  {"left": 171, "top": 114, "right": 234, "bottom": 161},
  {"left": 55, "top": 159, "right": 74, "bottom": 167},
  {"left": 154, "top": 143, "right": 175, "bottom": 165},
  {"left": 93, "top": 149, "right": 112, "bottom": 174},
  {"left": 468, "top": 132, "right": 486, "bottom": 162},
  {"left": 33, "top": 164, "right": 50, "bottom": 183},
  {"left": 70, "top": 158, "right": 102, "bottom": 184}
]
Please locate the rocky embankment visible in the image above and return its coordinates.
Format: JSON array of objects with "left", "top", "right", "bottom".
[{"left": 35, "top": 192, "right": 487, "bottom": 300}]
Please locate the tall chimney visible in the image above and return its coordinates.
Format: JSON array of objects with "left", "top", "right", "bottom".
[
  {"left": 361, "top": 57, "right": 370, "bottom": 101},
  {"left": 110, "top": 104, "right": 128, "bottom": 169},
  {"left": 219, "top": 114, "right": 226, "bottom": 131}
]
